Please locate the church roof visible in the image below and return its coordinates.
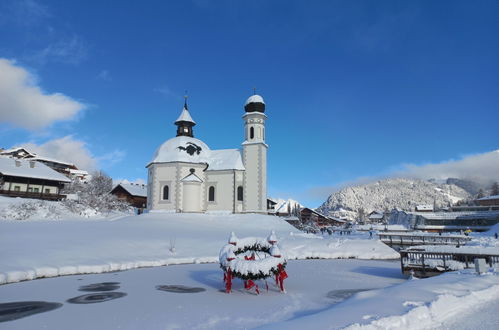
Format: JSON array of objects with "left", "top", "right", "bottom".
[
  {"left": 244, "top": 94, "right": 265, "bottom": 106},
  {"left": 208, "top": 149, "right": 245, "bottom": 171},
  {"left": 148, "top": 137, "right": 244, "bottom": 171},
  {"left": 148, "top": 136, "right": 210, "bottom": 166},
  {"left": 175, "top": 106, "right": 196, "bottom": 125}
]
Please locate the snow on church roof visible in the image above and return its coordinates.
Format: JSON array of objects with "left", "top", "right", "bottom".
[
  {"left": 149, "top": 136, "right": 211, "bottom": 165},
  {"left": 148, "top": 137, "right": 244, "bottom": 171},
  {"left": 181, "top": 173, "right": 203, "bottom": 183},
  {"left": 175, "top": 107, "right": 195, "bottom": 124},
  {"left": 0, "top": 157, "right": 71, "bottom": 183},
  {"left": 244, "top": 94, "right": 265, "bottom": 106},
  {"left": 209, "top": 149, "right": 245, "bottom": 171}
]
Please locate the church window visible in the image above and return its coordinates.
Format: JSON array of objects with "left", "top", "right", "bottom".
[
  {"left": 163, "top": 185, "right": 169, "bottom": 200},
  {"left": 208, "top": 186, "right": 215, "bottom": 202},
  {"left": 250, "top": 127, "right": 254, "bottom": 139},
  {"left": 237, "top": 186, "right": 243, "bottom": 201}
]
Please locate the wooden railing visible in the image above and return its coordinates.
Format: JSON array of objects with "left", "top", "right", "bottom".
[
  {"left": 378, "top": 233, "right": 471, "bottom": 248},
  {"left": 0, "top": 190, "right": 65, "bottom": 201},
  {"left": 400, "top": 249, "right": 499, "bottom": 278}
]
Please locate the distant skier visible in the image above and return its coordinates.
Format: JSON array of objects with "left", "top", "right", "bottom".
[{"left": 495, "top": 233, "right": 498, "bottom": 239}]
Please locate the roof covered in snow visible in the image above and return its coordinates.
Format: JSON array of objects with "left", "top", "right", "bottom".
[
  {"left": 477, "top": 195, "right": 499, "bottom": 201},
  {"left": 113, "top": 182, "right": 147, "bottom": 197},
  {"left": 244, "top": 94, "right": 265, "bottom": 106},
  {"left": 0, "top": 157, "right": 71, "bottom": 182},
  {"left": 175, "top": 107, "right": 196, "bottom": 124},
  {"left": 148, "top": 137, "right": 244, "bottom": 171},
  {"left": 415, "top": 204, "right": 433, "bottom": 211},
  {"left": 208, "top": 149, "right": 244, "bottom": 171}
]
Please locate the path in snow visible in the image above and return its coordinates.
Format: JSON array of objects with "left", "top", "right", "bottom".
[
  {"left": 437, "top": 296, "right": 499, "bottom": 330},
  {"left": 0, "top": 259, "right": 406, "bottom": 330}
]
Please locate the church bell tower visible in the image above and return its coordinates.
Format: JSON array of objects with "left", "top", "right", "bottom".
[{"left": 242, "top": 93, "right": 267, "bottom": 213}]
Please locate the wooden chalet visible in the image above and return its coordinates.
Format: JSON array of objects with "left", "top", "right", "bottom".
[
  {"left": 477, "top": 195, "right": 499, "bottom": 207},
  {"left": 367, "top": 210, "right": 385, "bottom": 223},
  {"left": 0, "top": 157, "right": 71, "bottom": 200},
  {"left": 300, "top": 207, "right": 346, "bottom": 227},
  {"left": 111, "top": 182, "right": 147, "bottom": 209}
]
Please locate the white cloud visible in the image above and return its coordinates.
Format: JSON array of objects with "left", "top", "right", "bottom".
[
  {"left": 17, "top": 136, "right": 97, "bottom": 171},
  {"left": 305, "top": 150, "right": 499, "bottom": 202},
  {"left": 29, "top": 35, "right": 87, "bottom": 65},
  {"left": 97, "top": 70, "right": 111, "bottom": 81},
  {"left": 97, "top": 150, "right": 127, "bottom": 169},
  {"left": 395, "top": 150, "right": 499, "bottom": 183},
  {"left": 0, "top": 58, "right": 85, "bottom": 130}
]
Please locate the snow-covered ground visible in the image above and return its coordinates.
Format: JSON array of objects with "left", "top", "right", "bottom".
[{"left": 0, "top": 208, "right": 398, "bottom": 285}]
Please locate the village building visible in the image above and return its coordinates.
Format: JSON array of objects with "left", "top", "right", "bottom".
[
  {"left": 0, "top": 157, "right": 71, "bottom": 200},
  {"left": 0, "top": 147, "right": 90, "bottom": 182},
  {"left": 367, "top": 210, "right": 385, "bottom": 223},
  {"left": 146, "top": 93, "right": 267, "bottom": 213},
  {"left": 415, "top": 204, "right": 434, "bottom": 212},
  {"left": 111, "top": 182, "right": 147, "bottom": 209},
  {"left": 477, "top": 195, "right": 499, "bottom": 207},
  {"left": 300, "top": 207, "right": 346, "bottom": 227}
]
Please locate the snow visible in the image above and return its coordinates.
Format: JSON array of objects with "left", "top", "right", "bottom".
[
  {"left": 175, "top": 106, "right": 196, "bottom": 124},
  {"left": 244, "top": 94, "right": 265, "bottom": 105},
  {"left": 0, "top": 157, "right": 71, "bottom": 183},
  {"left": 149, "top": 136, "right": 211, "bottom": 165},
  {"left": 477, "top": 194, "right": 499, "bottom": 201},
  {"left": 208, "top": 149, "right": 245, "bottom": 170},
  {"left": 262, "top": 270, "right": 499, "bottom": 329},
  {"left": 114, "top": 182, "right": 147, "bottom": 197},
  {"left": 0, "top": 212, "right": 398, "bottom": 285},
  {"left": 149, "top": 137, "right": 245, "bottom": 171}
]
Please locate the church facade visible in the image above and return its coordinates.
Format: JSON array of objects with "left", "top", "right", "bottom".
[{"left": 146, "top": 93, "right": 267, "bottom": 214}]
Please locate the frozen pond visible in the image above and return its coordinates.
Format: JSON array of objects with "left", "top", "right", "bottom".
[{"left": 0, "top": 259, "right": 406, "bottom": 329}]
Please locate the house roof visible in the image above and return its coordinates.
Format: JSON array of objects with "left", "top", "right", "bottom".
[
  {"left": 112, "top": 182, "right": 147, "bottom": 197},
  {"left": 477, "top": 195, "right": 499, "bottom": 201},
  {"left": 415, "top": 204, "right": 433, "bottom": 211},
  {"left": 0, "top": 157, "right": 71, "bottom": 183}
]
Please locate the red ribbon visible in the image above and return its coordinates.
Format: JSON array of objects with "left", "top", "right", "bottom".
[
  {"left": 275, "top": 264, "right": 288, "bottom": 292},
  {"left": 244, "top": 279, "right": 260, "bottom": 294},
  {"left": 224, "top": 268, "right": 233, "bottom": 293}
]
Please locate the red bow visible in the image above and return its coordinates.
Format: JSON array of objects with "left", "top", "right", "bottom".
[
  {"left": 224, "top": 268, "right": 233, "bottom": 293},
  {"left": 275, "top": 264, "right": 288, "bottom": 292}
]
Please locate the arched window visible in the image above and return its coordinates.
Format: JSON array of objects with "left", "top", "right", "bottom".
[
  {"left": 208, "top": 186, "right": 215, "bottom": 202},
  {"left": 163, "top": 185, "right": 169, "bottom": 200},
  {"left": 237, "top": 186, "right": 243, "bottom": 201},
  {"left": 250, "top": 127, "right": 254, "bottom": 139}
]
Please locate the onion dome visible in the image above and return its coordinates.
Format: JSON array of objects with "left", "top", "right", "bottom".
[{"left": 244, "top": 94, "right": 265, "bottom": 113}]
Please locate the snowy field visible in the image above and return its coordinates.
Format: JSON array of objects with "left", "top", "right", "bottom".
[
  {"left": 0, "top": 198, "right": 398, "bottom": 285},
  {"left": 1, "top": 196, "right": 499, "bottom": 329}
]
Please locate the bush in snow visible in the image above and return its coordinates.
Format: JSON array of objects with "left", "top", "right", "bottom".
[{"left": 0, "top": 200, "right": 63, "bottom": 220}]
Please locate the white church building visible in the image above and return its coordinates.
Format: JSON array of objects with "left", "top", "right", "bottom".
[{"left": 146, "top": 93, "right": 268, "bottom": 214}]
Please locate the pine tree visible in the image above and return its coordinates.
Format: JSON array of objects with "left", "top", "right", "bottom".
[{"left": 491, "top": 182, "right": 499, "bottom": 196}]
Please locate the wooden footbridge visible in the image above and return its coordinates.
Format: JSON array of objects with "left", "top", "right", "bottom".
[
  {"left": 378, "top": 232, "right": 471, "bottom": 250},
  {"left": 400, "top": 247, "right": 499, "bottom": 278}
]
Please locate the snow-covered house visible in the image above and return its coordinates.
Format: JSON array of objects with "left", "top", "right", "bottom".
[
  {"left": 111, "top": 182, "right": 147, "bottom": 209},
  {"left": 368, "top": 211, "right": 385, "bottom": 223},
  {"left": 146, "top": 94, "right": 268, "bottom": 213},
  {"left": 415, "top": 204, "right": 434, "bottom": 212},
  {"left": 0, "top": 157, "right": 71, "bottom": 200},
  {"left": 477, "top": 195, "right": 499, "bottom": 207},
  {"left": 0, "top": 147, "right": 90, "bottom": 181}
]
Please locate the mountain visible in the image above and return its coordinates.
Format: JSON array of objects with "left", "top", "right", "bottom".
[{"left": 316, "top": 178, "right": 471, "bottom": 221}]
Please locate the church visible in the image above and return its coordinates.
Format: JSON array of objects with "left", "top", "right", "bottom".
[{"left": 146, "top": 93, "right": 268, "bottom": 214}]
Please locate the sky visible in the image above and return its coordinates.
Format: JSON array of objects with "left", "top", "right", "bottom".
[{"left": 0, "top": 0, "right": 498, "bottom": 207}]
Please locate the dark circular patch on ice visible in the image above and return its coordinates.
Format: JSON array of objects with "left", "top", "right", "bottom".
[
  {"left": 326, "top": 289, "right": 371, "bottom": 304},
  {"left": 156, "top": 285, "right": 206, "bottom": 293},
  {"left": 79, "top": 282, "right": 120, "bottom": 292},
  {"left": 0, "top": 301, "right": 63, "bottom": 323},
  {"left": 67, "top": 292, "right": 127, "bottom": 304}
]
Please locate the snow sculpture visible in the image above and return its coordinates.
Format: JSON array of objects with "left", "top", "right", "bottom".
[{"left": 219, "top": 231, "right": 288, "bottom": 294}]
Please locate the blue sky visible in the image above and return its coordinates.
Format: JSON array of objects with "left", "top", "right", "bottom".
[{"left": 0, "top": 0, "right": 498, "bottom": 207}]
